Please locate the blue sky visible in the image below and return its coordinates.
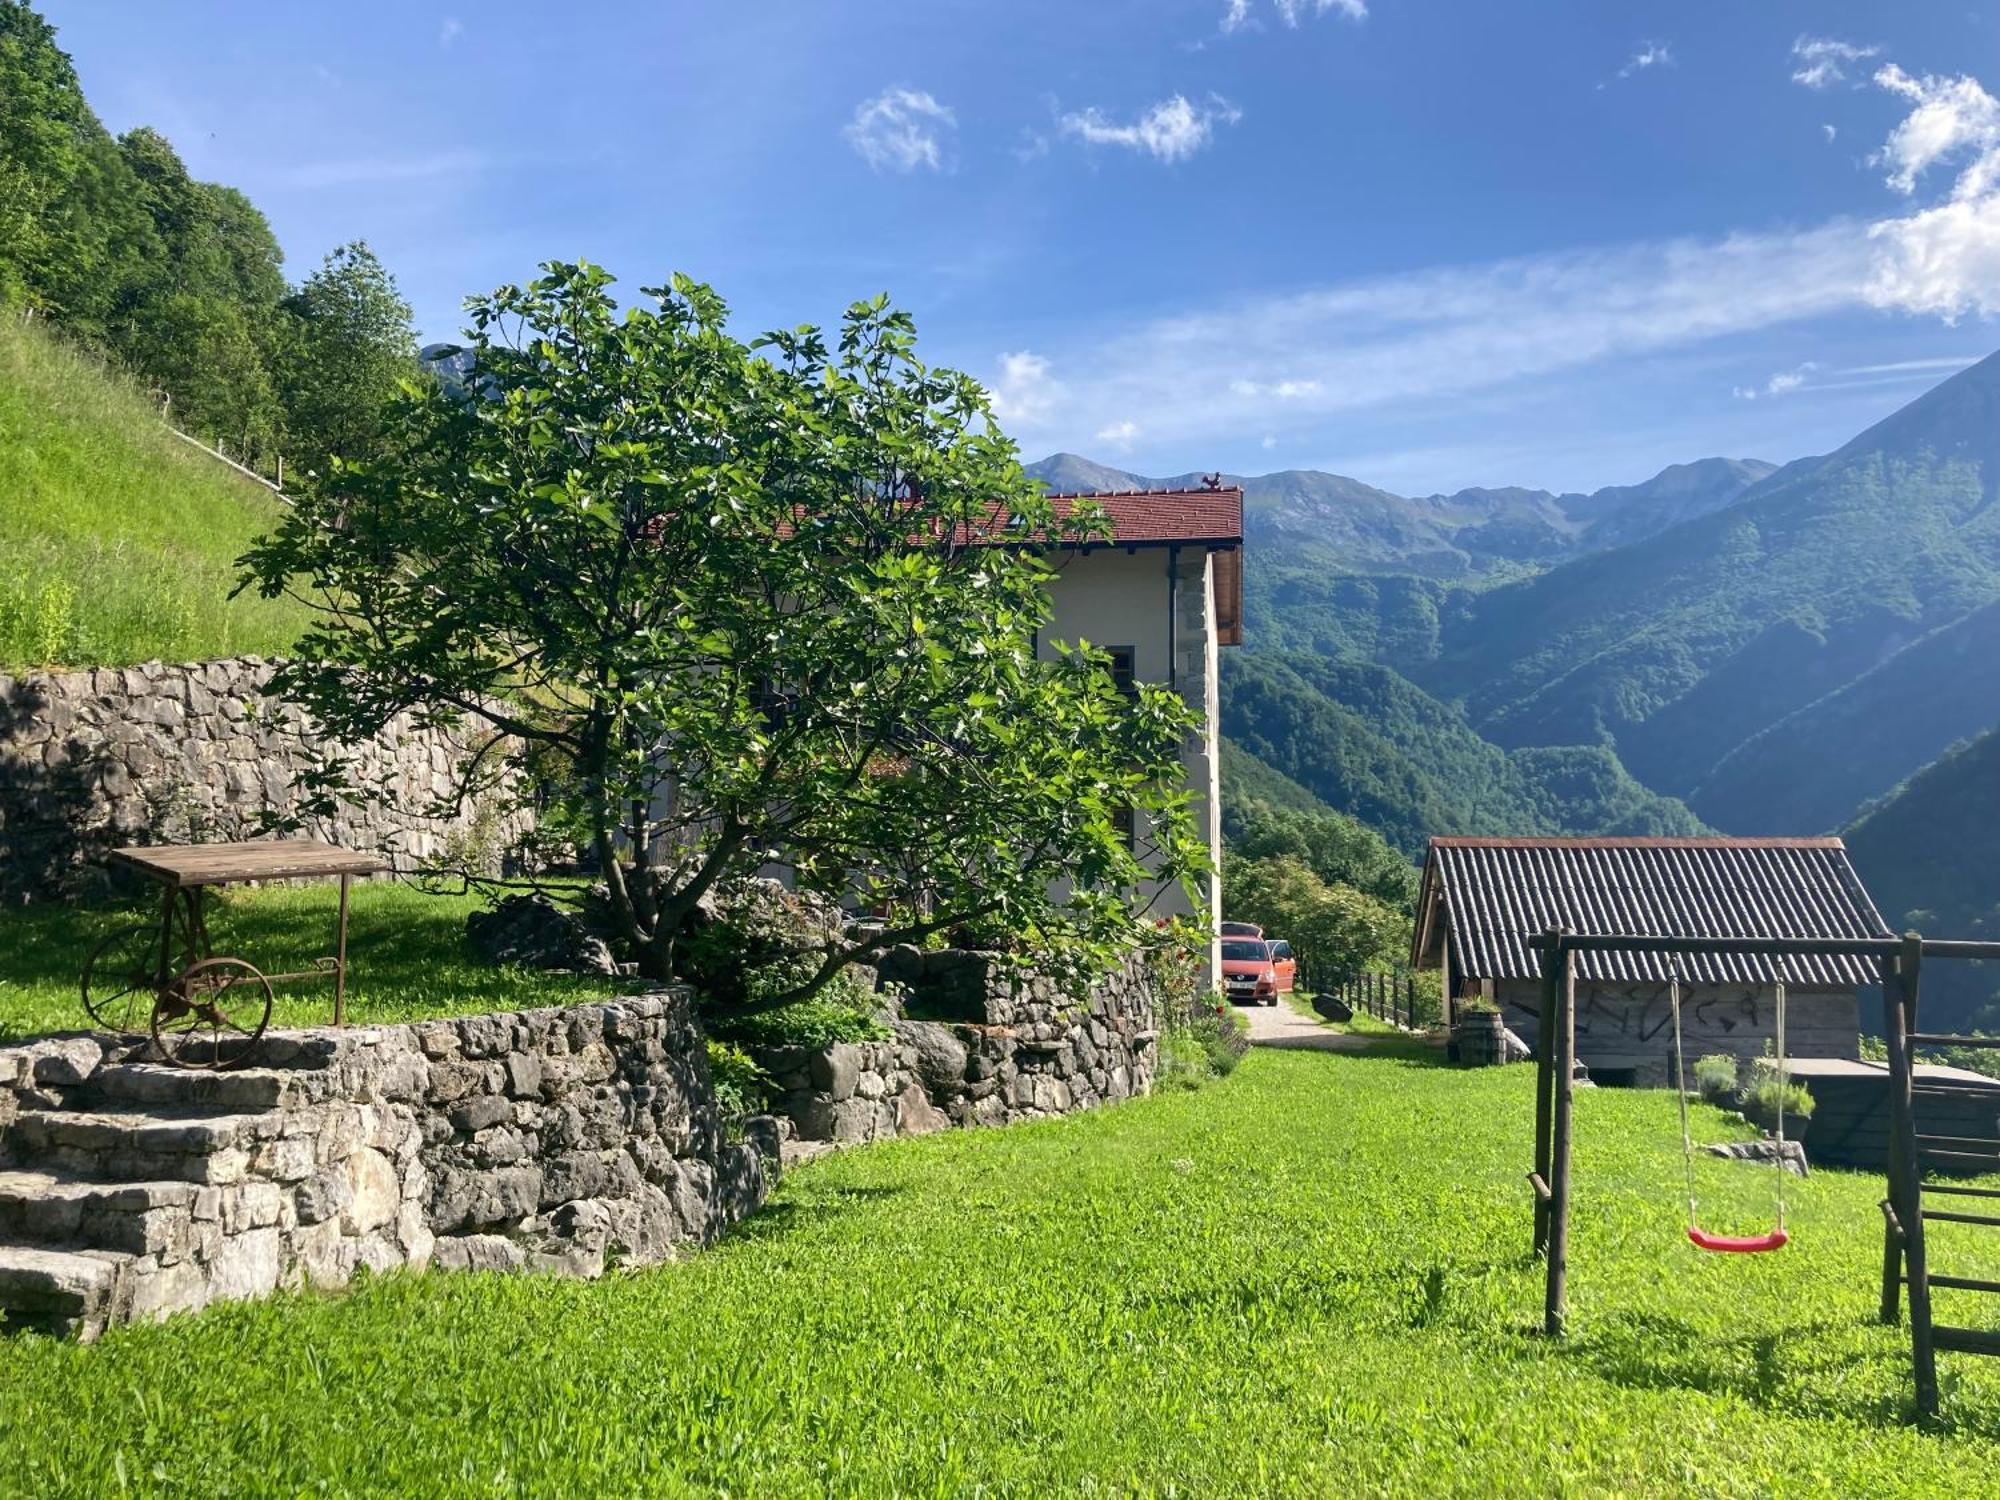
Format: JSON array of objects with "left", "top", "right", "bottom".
[{"left": 42, "top": 0, "right": 2000, "bottom": 494}]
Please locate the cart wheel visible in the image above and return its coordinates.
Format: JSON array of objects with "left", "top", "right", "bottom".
[
  {"left": 151, "top": 957, "right": 274, "bottom": 1070},
  {"left": 81, "top": 924, "right": 166, "bottom": 1034}
]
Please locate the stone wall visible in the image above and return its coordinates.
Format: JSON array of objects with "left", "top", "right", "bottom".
[
  {"left": 0, "top": 657, "right": 521, "bottom": 902},
  {"left": 752, "top": 948, "right": 1161, "bottom": 1151},
  {"left": 0, "top": 990, "right": 765, "bottom": 1337}
]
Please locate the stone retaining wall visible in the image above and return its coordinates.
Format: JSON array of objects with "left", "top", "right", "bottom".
[
  {"left": 752, "top": 949, "right": 1160, "bottom": 1149},
  {"left": 0, "top": 657, "right": 522, "bottom": 901},
  {"left": 0, "top": 990, "right": 765, "bottom": 1334}
]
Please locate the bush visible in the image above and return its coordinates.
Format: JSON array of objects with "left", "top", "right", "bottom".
[
  {"left": 1692, "top": 1053, "right": 1738, "bottom": 1101},
  {"left": 705, "top": 1040, "right": 770, "bottom": 1121},
  {"left": 1750, "top": 1070, "right": 1814, "bottom": 1122},
  {"left": 706, "top": 975, "right": 891, "bottom": 1050},
  {"left": 1158, "top": 994, "right": 1249, "bottom": 1090}
]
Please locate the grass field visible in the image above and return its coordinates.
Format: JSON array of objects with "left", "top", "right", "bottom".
[
  {"left": 0, "top": 316, "right": 310, "bottom": 672},
  {"left": 0, "top": 882, "right": 618, "bottom": 1043},
  {"left": 3, "top": 1037, "right": 1998, "bottom": 1495}
]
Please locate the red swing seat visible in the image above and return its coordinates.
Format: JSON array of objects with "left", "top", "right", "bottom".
[{"left": 1687, "top": 1226, "right": 1788, "bottom": 1254}]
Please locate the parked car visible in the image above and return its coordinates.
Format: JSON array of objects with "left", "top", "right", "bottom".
[
  {"left": 1220, "top": 921, "right": 1264, "bottom": 939},
  {"left": 1221, "top": 938, "right": 1282, "bottom": 1006},
  {"left": 1268, "top": 939, "right": 1297, "bottom": 993}
]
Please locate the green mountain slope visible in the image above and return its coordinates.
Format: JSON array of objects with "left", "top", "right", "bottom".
[
  {"left": 1692, "top": 598, "right": 2000, "bottom": 833},
  {"left": 1426, "top": 351, "right": 2000, "bottom": 799},
  {"left": 1024, "top": 451, "right": 1775, "bottom": 583},
  {"left": 1218, "top": 652, "right": 1703, "bottom": 857},
  {"left": 1845, "top": 727, "right": 2000, "bottom": 1034},
  {"left": 0, "top": 315, "right": 307, "bottom": 670}
]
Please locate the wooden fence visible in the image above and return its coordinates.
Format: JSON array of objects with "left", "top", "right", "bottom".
[{"left": 1324, "top": 970, "right": 1424, "bottom": 1031}]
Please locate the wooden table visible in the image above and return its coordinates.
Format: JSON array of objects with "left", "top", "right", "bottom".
[{"left": 88, "top": 840, "right": 387, "bottom": 1067}]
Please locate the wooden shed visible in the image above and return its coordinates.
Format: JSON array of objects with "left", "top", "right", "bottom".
[{"left": 1410, "top": 836, "right": 1891, "bottom": 1085}]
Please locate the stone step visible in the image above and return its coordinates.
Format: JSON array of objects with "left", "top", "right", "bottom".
[
  {"left": 0, "top": 1244, "right": 130, "bottom": 1341},
  {"left": 0, "top": 1170, "right": 203, "bottom": 1257},
  {"left": 7, "top": 1106, "right": 289, "bottom": 1184},
  {"left": 82, "top": 1064, "right": 298, "bottom": 1113}
]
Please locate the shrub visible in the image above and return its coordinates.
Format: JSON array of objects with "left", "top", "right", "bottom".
[
  {"left": 707, "top": 974, "right": 891, "bottom": 1050},
  {"left": 705, "top": 1040, "right": 770, "bottom": 1121},
  {"left": 1691, "top": 1053, "right": 1738, "bottom": 1101},
  {"left": 1158, "top": 993, "right": 1248, "bottom": 1090},
  {"left": 1156, "top": 1028, "right": 1215, "bottom": 1092},
  {"left": 1750, "top": 1072, "right": 1814, "bottom": 1122}
]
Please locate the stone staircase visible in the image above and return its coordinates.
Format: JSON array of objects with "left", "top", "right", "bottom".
[{"left": 0, "top": 1054, "right": 314, "bottom": 1340}]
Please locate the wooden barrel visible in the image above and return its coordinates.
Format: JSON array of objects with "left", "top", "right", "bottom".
[{"left": 1457, "top": 1010, "right": 1506, "bottom": 1066}]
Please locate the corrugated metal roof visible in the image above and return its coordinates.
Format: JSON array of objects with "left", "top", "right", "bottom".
[{"left": 1412, "top": 837, "right": 1893, "bottom": 987}]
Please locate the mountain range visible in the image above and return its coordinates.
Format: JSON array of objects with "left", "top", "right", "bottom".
[{"left": 1030, "top": 346, "right": 2000, "bottom": 1030}]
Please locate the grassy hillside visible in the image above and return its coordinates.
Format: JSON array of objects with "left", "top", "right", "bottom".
[
  {"left": 3, "top": 1045, "right": 1995, "bottom": 1492},
  {"left": 1220, "top": 651, "right": 1703, "bottom": 856},
  {"left": 0, "top": 315, "right": 308, "bottom": 672},
  {"left": 1846, "top": 726, "right": 2000, "bottom": 1034}
]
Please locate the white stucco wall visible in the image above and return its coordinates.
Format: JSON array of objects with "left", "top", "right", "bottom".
[{"left": 1041, "top": 545, "right": 1225, "bottom": 988}]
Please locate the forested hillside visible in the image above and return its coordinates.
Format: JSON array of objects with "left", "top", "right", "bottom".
[
  {"left": 1846, "top": 729, "right": 2000, "bottom": 1034},
  {"left": 1218, "top": 652, "right": 1702, "bottom": 857},
  {"left": 0, "top": 0, "right": 416, "bottom": 484},
  {"left": 1423, "top": 352, "right": 2000, "bottom": 800}
]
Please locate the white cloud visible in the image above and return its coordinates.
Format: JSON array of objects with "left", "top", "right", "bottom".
[
  {"left": 1733, "top": 362, "right": 1818, "bottom": 400},
  {"left": 1261, "top": 434, "right": 1279, "bottom": 449},
  {"left": 1861, "top": 65, "right": 2000, "bottom": 317},
  {"left": 1616, "top": 42, "right": 1673, "bottom": 81},
  {"left": 1096, "top": 420, "right": 1140, "bottom": 450},
  {"left": 1871, "top": 65, "right": 2000, "bottom": 197},
  {"left": 1224, "top": 0, "right": 1365, "bottom": 30},
  {"left": 1792, "top": 36, "right": 1877, "bottom": 90},
  {"left": 1232, "top": 378, "right": 1322, "bottom": 398},
  {"left": 1059, "top": 94, "right": 1241, "bottom": 164},
  {"left": 438, "top": 16, "right": 463, "bottom": 47},
  {"left": 846, "top": 87, "right": 956, "bottom": 174},
  {"left": 989, "top": 351, "right": 1059, "bottom": 425},
  {"left": 1824, "top": 124, "right": 1838, "bottom": 144},
  {"left": 988, "top": 55, "right": 2000, "bottom": 451}
]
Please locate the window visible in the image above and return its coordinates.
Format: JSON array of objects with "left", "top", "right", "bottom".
[
  {"left": 1270, "top": 941, "right": 1292, "bottom": 959},
  {"left": 1111, "top": 803, "right": 1135, "bottom": 851},
  {"left": 1105, "top": 646, "right": 1137, "bottom": 699}
]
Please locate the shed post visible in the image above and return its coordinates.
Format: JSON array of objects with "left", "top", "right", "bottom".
[
  {"left": 1878, "top": 950, "right": 1905, "bottom": 1326},
  {"left": 1885, "top": 932, "right": 1937, "bottom": 1414},
  {"left": 1532, "top": 927, "right": 1560, "bottom": 1257},
  {"left": 1544, "top": 932, "right": 1576, "bottom": 1337}
]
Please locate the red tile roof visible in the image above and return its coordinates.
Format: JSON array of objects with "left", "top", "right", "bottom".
[{"left": 1038, "top": 487, "right": 1244, "bottom": 546}]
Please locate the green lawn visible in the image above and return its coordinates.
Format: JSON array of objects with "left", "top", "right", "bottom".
[
  {"left": 0, "top": 316, "right": 310, "bottom": 672},
  {"left": 4, "top": 1042, "right": 1998, "bottom": 1494},
  {"left": 0, "top": 882, "right": 619, "bottom": 1042}
]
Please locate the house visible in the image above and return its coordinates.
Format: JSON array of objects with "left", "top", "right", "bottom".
[
  {"left": 1028, "top": 486, "right": 1244, "bottom": 985},
  {"left": 1410, "top": 836, "right": 1890, "bottom": 1085}
]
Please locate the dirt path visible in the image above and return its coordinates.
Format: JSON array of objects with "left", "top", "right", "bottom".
[{"left": 1234, "top": 997, "right": 1397, "bottom": 1053}]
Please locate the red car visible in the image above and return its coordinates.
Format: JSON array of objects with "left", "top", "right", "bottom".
[{"left": 1222, "top": 938, "right": 1285, "bottom": 1006}]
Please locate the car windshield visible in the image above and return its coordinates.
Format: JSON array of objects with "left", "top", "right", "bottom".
[{"left": 1221, "top": 940, "right": 1270, "bottom": 962}]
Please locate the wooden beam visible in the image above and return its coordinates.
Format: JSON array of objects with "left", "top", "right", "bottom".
[{"left": 1545, "top": 934, "right": 1576, "bottom": 1339}]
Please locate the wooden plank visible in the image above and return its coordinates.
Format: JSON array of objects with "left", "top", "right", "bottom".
[
  {"left": 1910, "top": 1033, "right": 2000, "bottom": 1050},
  {"left": 1921, "top": 1208, "right": 2000, "bottom": 1228},
  {"left": 1919, "top": 1273, "right": 2000, "bottom": 1296},
  {"left": 1933, "top": 1325, "right": 2000, "bottom": 1357},
  {"left": 1922, "top": 1183, "right": 2000, "bottom": 1200},
  {"left": 109, "top": 840, "right": 386, "bottom": 888},
  {"left": 1545, "top": 938, "right": 1576, "bottom": 1339}
]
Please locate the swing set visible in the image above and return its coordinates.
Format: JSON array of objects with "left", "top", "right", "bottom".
[{"left": 1526, "top": 925, "right": 2000, "bottom": 1419}]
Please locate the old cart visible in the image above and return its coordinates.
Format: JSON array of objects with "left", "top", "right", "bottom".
[{"left": 80, "top": 840, "right": 386, "bottom": 1068}]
